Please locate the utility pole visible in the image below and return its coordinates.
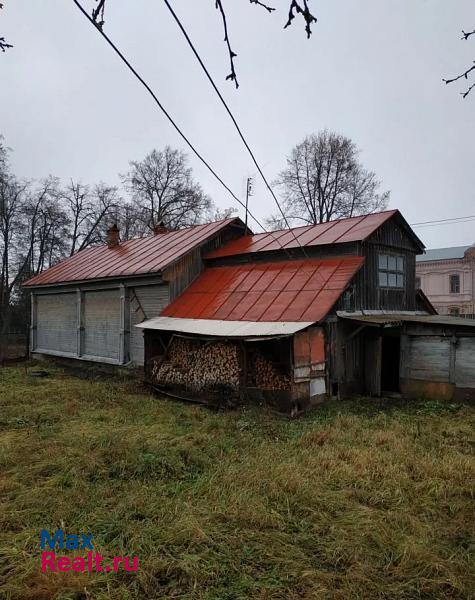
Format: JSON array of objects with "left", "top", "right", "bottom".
[{"left": 245, "top": 177, "right": 253, "bottom": 235}]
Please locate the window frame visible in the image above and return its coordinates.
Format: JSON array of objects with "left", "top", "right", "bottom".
[
  {"left": 378, "top": 253, "right": 405, "bottom": 289},
  {"left": 449, "top": 274, "right": 460, "bottom": 294}
]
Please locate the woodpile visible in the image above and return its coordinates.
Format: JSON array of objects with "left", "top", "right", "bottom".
[
  {"left": 254, "top": 352, "right": 291, "bottom": 390},
  {"left": 152, "top": 337, "right": 240, "bottom": 393}
]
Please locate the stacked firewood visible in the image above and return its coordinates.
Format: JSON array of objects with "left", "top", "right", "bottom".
[
  {"left": 254, "top": 353, "right": 291, "bottom": 390},
  {"left": 152, "top": 337, "right": 240, "bottom": 393}
]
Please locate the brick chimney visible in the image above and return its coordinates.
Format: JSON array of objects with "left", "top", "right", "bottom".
[
  {"left": 106, "top": 224, "right": 120, "bottom": 248},
  {"left": 153, "top": 220, "right": 169, "bottom": 235}
]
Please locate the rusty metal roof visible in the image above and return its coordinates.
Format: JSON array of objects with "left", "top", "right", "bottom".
[
  {"left": 161, "top": 256, "right": 364, "bottom": 323},
  {"left": 207, "top": 210, "right": 423, "bottom": 259},
  {"left": 23, "top": 218, "right": 240, "bottom": 287}
]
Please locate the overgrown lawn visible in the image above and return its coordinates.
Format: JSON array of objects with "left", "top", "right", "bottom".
[{"left": 0, "top": 365, "right": 474, "bottom": 599}]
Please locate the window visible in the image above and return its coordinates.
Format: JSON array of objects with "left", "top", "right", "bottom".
[
  {"left": 378, "top": 254, "right": 405, "bottom": 288},
  {"left": 449, "top": 307, "right": 460, "bottom": 316},
  {"left": 450, "top": 274, "right": 460, "bottom": 294},
  {"left": 415, "top": 277, "right": 421, "bottom": 290}
]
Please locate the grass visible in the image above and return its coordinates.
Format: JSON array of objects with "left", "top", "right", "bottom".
[{"left": 0, "top": 364, "right": 474, "bottom": 600}]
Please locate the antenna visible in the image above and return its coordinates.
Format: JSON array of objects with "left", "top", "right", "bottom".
[{"left": 245, "top": 177, "right": 253, "bottom": 235}]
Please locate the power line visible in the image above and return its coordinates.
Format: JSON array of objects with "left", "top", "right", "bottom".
[
  {"left": 71, "top": 0, "right": 274, "bottom": 240},
  {"left": 161, "top": 0, "right": 308, "bottom": 257},
  {"left": 411, "top": 214, "right": 475, "bottom": 228}
]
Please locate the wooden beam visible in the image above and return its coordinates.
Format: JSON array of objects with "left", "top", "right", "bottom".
[
  {"left": 119, "top": 284, "right": 130, "bottom": 364},
  {"left": 76, "top": 288, "right": 84, "bottom": 357},
  {"left": 30, "top": 292, "right": 37, "bottom": 352}
]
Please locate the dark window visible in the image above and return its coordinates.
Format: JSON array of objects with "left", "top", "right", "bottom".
[
  {"left": 378, "top": 254, "right": 405, "bottom": 288},
  {"left": 415, "top": 277, "right": 421, "bottom": 290},
  {"left": 449, "top": 307, "right": 460, "bottom": 316},
  {"left": 450, "top": 274, "right": 460, "bottom": 294}
]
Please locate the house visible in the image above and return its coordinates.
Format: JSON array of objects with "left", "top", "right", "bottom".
[
  {"left": 25, "top": 209, "right": 475, "bottom": 412},
  {"left": 416, "top": 245, "right": 475, "bottom": 318},
  {"left": 22, "top": 218, "right": 247, "bottom": 365},
  {"left": 137, "top": 209, "right": 475, "bottom": 412}
]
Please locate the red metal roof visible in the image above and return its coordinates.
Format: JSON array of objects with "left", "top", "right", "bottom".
[
  {"left": 161, "top": 256, "right": 364, "bottom": 323},
  {"left": 23, "top": 218, "right": 239, "bottom": 287},
  {"left": 207, "top": 210, "right": 400, "bottom": 259}
]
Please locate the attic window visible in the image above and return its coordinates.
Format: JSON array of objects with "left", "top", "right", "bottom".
[{"left": 378, "top": 254, "right": 404, "bottom": 288}]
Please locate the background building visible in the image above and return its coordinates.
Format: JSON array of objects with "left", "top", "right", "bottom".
[{"left": 416, "top": 245, "right": 475, "bottom": 318}]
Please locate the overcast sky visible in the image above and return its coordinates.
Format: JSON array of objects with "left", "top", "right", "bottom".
[{"left": 1, "top": 0, "right": 474, "bottom": 248}]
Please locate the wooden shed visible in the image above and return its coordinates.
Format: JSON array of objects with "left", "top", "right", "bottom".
[
  {"left": 332, "top": 313, "right": 475, "bottom": 401},
  {"left": 137, "top": 256, "right": 363, "bottom": 414}
]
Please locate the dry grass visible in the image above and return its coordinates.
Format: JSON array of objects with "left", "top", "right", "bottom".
[{"left": 0, "top": 364, "right": 474, "bottom": 599}]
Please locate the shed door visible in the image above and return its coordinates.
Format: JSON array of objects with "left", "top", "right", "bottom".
[
  {"left": 129, "top": 285, "right": 169, "bottom": 365},
  {"left": 83, "top": 290, "right": 120, "bottom": 360},
  {"left": 365, "top": 335, "right": 381, "bottom": 396},
  {"left": 455, "top": 338, "right": 475, "bottom": 388},
  {"left": 36, "top": 293, "right": 77, "bottom": 354},
  {"left": 407, "top": 336, "right": 451, "bottom": 382}
]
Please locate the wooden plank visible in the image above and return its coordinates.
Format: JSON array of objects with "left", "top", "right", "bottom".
[
  {"left": 407, "top": 336, "right": 450, "bottom": 382},
  {"left": 455, "top": 338, "right": 475, "bottom": 388},
  {"left": 365, "top": 334, "right": 381, "bottom": 395}
]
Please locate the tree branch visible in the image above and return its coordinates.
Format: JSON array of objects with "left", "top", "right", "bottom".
[
  {"left": 92, "top": 0, "right": 106, "bottom": 30},
  {"left": 249, "top": 0, "right": 276, "bottom": 14},
  {"left": 0, "top": 37, "right": 12, "bottom": 52},
  {"left": 444, "top": 28, "right": 475, "bottom": 98},
  {"left": 214, "top": 0, "right": 239, "bottom": 88},
  {"left": 443, "top": 62, "right": 475, "bottom": 98},
  {"left": 284, "top": 0, "right": 317, "bottom": 39}
]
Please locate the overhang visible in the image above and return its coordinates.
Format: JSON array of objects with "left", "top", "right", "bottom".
[
  {"left": 337, "top": 312, "right": 475, "bottom": 328},
  {"left": 135, "top": 317, "right": 313, "bottom": 338}
]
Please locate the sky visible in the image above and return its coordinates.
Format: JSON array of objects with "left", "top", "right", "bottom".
[{"left": 1, "top": 0, "right": 474, "bottom": 249}]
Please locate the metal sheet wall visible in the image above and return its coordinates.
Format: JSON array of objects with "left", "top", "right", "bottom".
[
  {"left": 407, "top": 336, "right": 451, "bottom": 382},
  {"left": 36, "top": 293, "right": 77, "bottom": 354},
  {"left": 129, "top": 284, "right": 169, "bottom": 365},
  {"left": 455, "top": 338, "right": 475, "bottom": 388},
  {"left": 83, "top": 290, "right": 120, "bottom": 360}
]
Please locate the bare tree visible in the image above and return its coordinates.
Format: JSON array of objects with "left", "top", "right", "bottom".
[
  {"left": 122, "top": 147, "right": 212, "bottom": 232},
  {"left": 268, "top": 131, "right": 389, "bottom": 228},
  {"left": 443, "top": 29, "right": 475, "bottom": 98},
  {"left": 61, "top": 180, "right": 120, "bottom": 254}
]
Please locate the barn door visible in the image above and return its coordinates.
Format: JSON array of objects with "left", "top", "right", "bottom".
[{"left": 365, "top": 334, "right": 382, "bottom": 396}]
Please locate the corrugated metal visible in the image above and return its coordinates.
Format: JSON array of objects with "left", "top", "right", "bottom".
[
  {"left": 136, "top": 317, "right": 312, "bottom": 337},
  {"left": 36, "top": 293, "right": 77, "bottom": 354},
  {"left": 408, "top": 337, "right": 451, "bottom": 382},
  {"left": 83, "top": 290, "right": 121, "bottom": 360},
  {"left": 161, "top": 257, "right": 364, "bottom": 323},
  {"left": 23, "top": 218, "right": 240, "bottom": 287},
  {"left": 416, "top": 245, "right": 471, "bottom": 262},
  {"left": 129, "top": 284, "right": 169, "bottom": 364},
  {"left": 207, "top": 210, "right": 423, "bottom": 259},
  {"left": 338, "top": 313, "right": 475, "bottom": 328},
  {"left": 455, "top": 338, "right": 475, "bottom": 388}
]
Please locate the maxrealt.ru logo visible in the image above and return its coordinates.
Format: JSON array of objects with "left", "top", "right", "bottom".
[{"left": 40, "top": 530, "right": 139, "bottom": 573}]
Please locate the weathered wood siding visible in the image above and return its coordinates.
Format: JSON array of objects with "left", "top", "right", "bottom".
[
  {"left": 83, "top": 290, "right": 121, "bottom": 360},
  {"left": 407, "top": 336, "right": 451, "bottom": 382},
  {"left": 36, "top": 293, "right": 77, "bottom": 354},
  {"left": 166, "top": 226, "right": 246, "bottom": 301},
  {"left": 455, "top": 338, "right": 475, "bottom": 388},
  {"left": 129, "top": 284, "right": 169, "bottom": 365}
]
